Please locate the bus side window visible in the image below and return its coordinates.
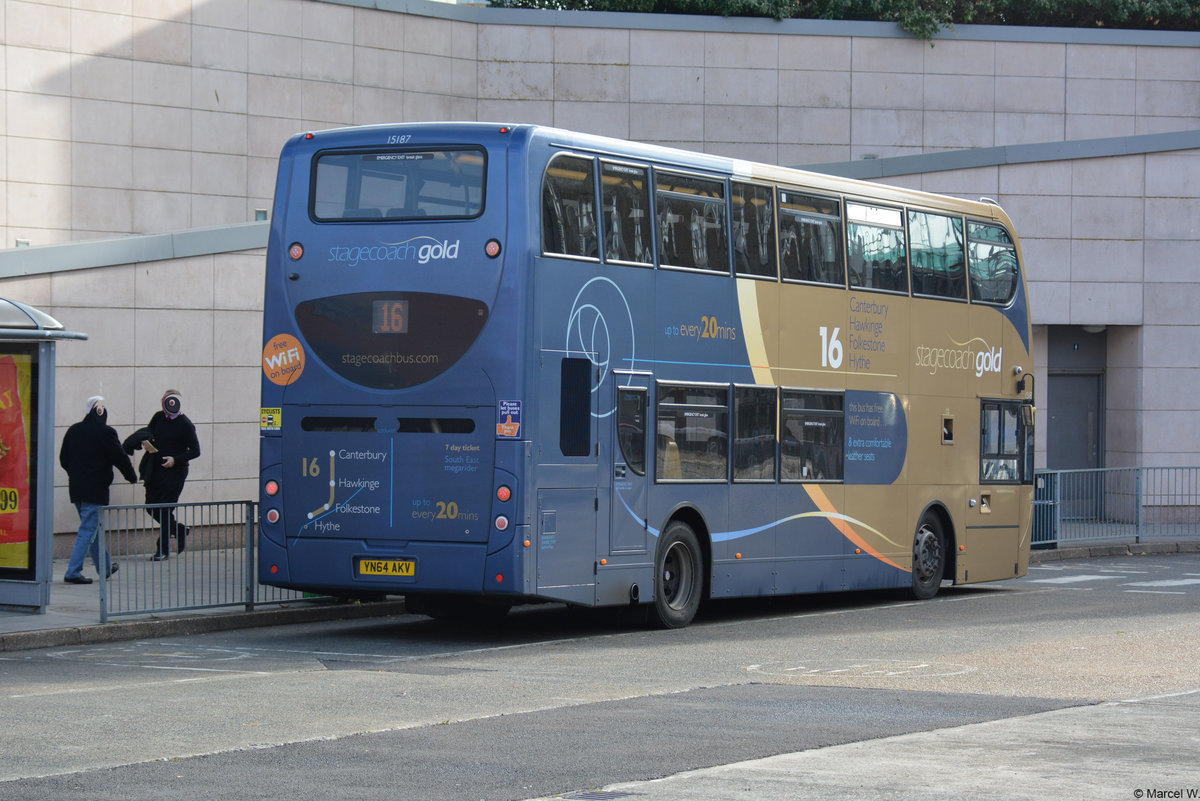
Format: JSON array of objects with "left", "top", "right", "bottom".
[
  {"left": 617, "top": 388, "right": 647, "bottom": 475},
  {"left": 601, "top": 162, "right": 653, "bottom": 266},
  {"left": 967, "top": 222, "right": 1019, "bottom": 305},
  {"left": 734, "top": 386, "right": 777, "bottom": 481},
  {"left": 656, "top": 172, "right": 727, "bottom": 272},
  {"left": 732, "top": 182, "right": 776, "bottom": 278},
  {"left": 909, "top": 210, "right": 966, "bottom": 300},
  {"left": 847, "top": 203, "right": 906, "bottom": 293},
  {"left": 780, "top": 390, "right": 844, "bottom": 482},
  {"left": 543, "top": 155, "right": 597, "bottom": 259},
  {"left": 778, "top": 191, "right": 843, "bottom": 285},
  {"left": 656, "top": 384, "right": 728, "bottom": 481}
]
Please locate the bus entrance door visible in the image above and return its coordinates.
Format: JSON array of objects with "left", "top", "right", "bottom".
[{"left": 610, "top": 382, "right": 650, "bottom": 554}]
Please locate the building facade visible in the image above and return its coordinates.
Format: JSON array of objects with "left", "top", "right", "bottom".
[{"left": 0, "top": 0, "right": 1197, "bottom": 533}]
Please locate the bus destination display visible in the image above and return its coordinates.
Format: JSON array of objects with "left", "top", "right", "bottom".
[{"left": 372, "top": 300, "right": 409, "bottom": 334}]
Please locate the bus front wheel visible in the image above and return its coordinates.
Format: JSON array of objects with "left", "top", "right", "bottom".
[
  {"left": 651, "top": 521, "right": 703, "bottom": 628},
  {"left": 910, "top": 513, "right": 946, "bottom": 600}
]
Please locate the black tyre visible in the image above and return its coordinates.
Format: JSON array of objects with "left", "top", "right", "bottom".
[
  {"left": 910, "top": 513, "right": 946, "bottom": 600},
  {"left": 651, "top": 521, "right": 704, "bottom": 628}
]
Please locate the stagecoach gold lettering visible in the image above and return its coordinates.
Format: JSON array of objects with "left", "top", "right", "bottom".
[
  {"left": 328, "top": 239, "right": 460, "bottom": 267},
  {"left": 914, "top": 341, "right": 1004, "bottom": 377}
]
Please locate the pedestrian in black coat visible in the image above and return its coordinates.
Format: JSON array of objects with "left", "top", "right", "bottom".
[
  {"left": 60, "top": 396, "right": 137, "bottom": 583},
  {"left": 123, "top": 389, "right": 200, "bottom": 560}
]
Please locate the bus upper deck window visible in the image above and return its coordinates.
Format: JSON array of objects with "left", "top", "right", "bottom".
[
  {"left": 846, "top": 203, "right": 906, "bottom": 294},
  {"left": 312, "top": 149, "right": 485, "bottom": 221},
  {"left": 909, "top": 210, "right": 965, "bottom": 300},
  {"left": 543, "top": 155, "right": 598, "bottom": 259},
  {"left": 779, "top": 191, "right": 843, "bottom": 286},
  {"left": 656, "top": 172, "right": 727, "bottom": 273},
  {"left": 968, "top": 222, "right": 1019, "bottom": 305},
  {"left": 601, "top": 162, "right": 652, "bottom": 266},
  {"left": 732, "top": 182, "right": 776, "bottom": 279}
]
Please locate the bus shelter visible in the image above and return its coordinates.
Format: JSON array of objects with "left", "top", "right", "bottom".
[{"left": 0, "top": 299, "right": 86, "bottom": 612}]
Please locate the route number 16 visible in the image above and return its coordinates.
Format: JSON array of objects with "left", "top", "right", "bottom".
[
  {"left": 819, "top": 326, "right": 844, "bottom": 369},
  {"left": 302, "top": 457, "right": 321, "bottom": 477}
]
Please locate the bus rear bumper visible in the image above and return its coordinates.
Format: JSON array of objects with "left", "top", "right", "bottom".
[{"left": 259, "top": 535, "right": 495, "bottom": 595}]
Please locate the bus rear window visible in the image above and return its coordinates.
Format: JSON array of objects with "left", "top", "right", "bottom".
[{"left": 312, "top": 148, "right": 485, "bottom": 221}]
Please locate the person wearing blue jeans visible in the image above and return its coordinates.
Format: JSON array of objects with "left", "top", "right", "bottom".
[
  {"left": 65, "top": 501, "right": 111, "bottom": 581},
  {"left": 59, "top": 396, "right": 138, "bottom": 584}
]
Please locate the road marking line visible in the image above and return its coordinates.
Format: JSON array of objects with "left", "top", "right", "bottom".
[{"left": 1028, "top": 574, "right": 1123, "bottom": 584}]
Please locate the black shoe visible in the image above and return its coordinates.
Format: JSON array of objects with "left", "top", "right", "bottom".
[
  {"left": 150, "top": 553, "right": 167, "bottom": 561},
  {"left": 106, "top": 562, "right": 120, "bottom": 578},
  {"left": 64, "top": 575, "right": 93, "bottom": 585}
]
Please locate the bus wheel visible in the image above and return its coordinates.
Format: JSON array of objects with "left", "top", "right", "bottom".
[
  {"left": 651, "top": 521, "right": 703, "bottom": 628},
  {"left": 910, "top": 513, "right": 945, "bottom": 600}
]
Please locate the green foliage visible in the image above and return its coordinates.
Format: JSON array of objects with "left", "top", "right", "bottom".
[{"left": 487, "top": 0, "right": 1199, "bottom": 38}]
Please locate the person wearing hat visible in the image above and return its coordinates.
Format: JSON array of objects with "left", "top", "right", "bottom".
[
  {"left": 124, "top": 389, "right": 200, "bottom": 560},
  {"left": 59, "top": 396, "right": 138, "bottom": 584}
]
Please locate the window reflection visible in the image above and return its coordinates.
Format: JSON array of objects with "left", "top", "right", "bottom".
[
  {"left": 909, "top": 211, "right": 965, "bottom": 299},
  {"left": 968, "top": 222, "right": 1019, "bottom": 305},
  {"left": 543, "top": 155, "right": 598, "bottom": 258},
  {"left": 847, "top": 203, "right": 906, "bottom": 293},
  {"left": 779, "top": 191, "right": 843, "bottom": 285},
  {"left": 732, "top": 182, "right": 776, "bottom": 278},
  {"left": 602, "top": 162, "right": 653, "bottom": 265},
  {"left": 781, "top": 391, "right": 844, "bottom": 482}
]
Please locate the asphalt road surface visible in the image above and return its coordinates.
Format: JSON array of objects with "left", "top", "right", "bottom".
[{"left": 2, "top": 553, "right": 1199, "bottom": 800}]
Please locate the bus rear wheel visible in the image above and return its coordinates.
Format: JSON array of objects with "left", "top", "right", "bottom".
[
  {"left": 910, "top": 513, "right": 946, "bottom": 600},
  {"left": 651, "top": 521, "right": 703, "bottom": 628}
]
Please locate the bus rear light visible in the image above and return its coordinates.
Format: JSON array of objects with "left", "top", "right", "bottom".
[
  {"left": 270, "top": 564, "right": 279, "bottom": 573},
  {"left": 265, "top": 480, "right": 279, "bottom": 496},
  {"left": 496, "top": 485, "right": 512, "bottom": 502},
  {"left": 485, "top": 239, "right": 502, "bottom": 258},
  {"left": 265, "top": 508, "right": 280, "bottom": 524},
  {"left": 495, "top": 573, "right": 504, "bottom": 583},
  {"left": 289, "top": 242, "right": 304, "bottom": 260},
  {"left": 494, "top": 515, "right": 509, "bottom": 531}
]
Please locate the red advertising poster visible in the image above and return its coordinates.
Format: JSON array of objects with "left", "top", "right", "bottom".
[{"left": 0, "top": 354, "right": 31, "bottom": 570}]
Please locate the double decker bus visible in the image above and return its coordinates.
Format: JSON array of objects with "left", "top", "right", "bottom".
[{"left": 259, "top": 122, "right": 1035, "bottom": 627}]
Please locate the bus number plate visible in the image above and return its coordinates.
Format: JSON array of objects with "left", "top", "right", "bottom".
[{"left": 358, "top": 559, "right": 416, "bottom": 577}]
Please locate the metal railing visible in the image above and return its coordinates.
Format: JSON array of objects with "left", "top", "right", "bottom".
[
  {"left": 1034, "top": 467, "right": 1200, "bottom": 549},
  {"left": 95, "top": 500, "right": 313, "bottom": 623}
]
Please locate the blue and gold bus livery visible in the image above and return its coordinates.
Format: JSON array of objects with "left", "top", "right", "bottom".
[{"left": 260, "top": 123, "right": 1034, "bottom": 627}]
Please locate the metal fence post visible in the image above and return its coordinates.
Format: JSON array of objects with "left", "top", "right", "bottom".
[
  {"left": 245, "top": 501, "right": 256, "bottom": 612},
  {"left": 1136, "top": 468, "right": 1144, "bottom": 543},
  {"left": 97, "top": 511, "right": 108, "bottom": 624}
]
